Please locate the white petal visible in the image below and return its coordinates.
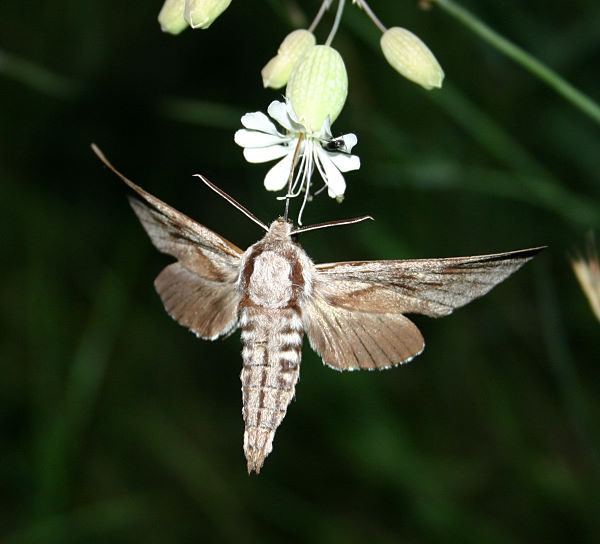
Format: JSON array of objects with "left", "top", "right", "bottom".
[
  {"left": 284, "top": 99, "right": 304, "bottom": 128},
  {"left": 267, "top": 100, "right": 295, "bottom": 131},
  {"left": 243, "top": 145, "right": 291, "bottom": 163},
  {"left": 316, "top": 148, "right": 346, "bottom": 197},
  {"left": 318, "top": 116, "right": 333, "bottom": 140},
  {"left": 240, "top": 111, "right": 279, "bottom": 134},
  {"left": 234, "top": 129, "right": 286, "bottom": 148},
  {"left": 339, "top": 132, "right": 357, "bottom": 151},
  {"left": 275, "top": 99, "right": 305, "bottom": 133},
  {"left": 264, "top": 152, "right": 295, "bottom": 191},
  {"left": 327, "top": 151, "right": 360, "bottom": 172}
]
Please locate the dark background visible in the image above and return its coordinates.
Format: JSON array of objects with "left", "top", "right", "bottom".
[{"left": 1, "top": 1, "right": 599, "bottom": 542}]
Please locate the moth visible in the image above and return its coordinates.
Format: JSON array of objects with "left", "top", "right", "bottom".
[{"left": 93, "top": 145, "right": 543, "bottom": 474}]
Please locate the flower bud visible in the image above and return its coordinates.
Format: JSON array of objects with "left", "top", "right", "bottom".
[
  {"left": 184, "top": 0, "right": 231, "bottom": 29},
  {"left": 380, "top": 27, "right": 444, "bottom": 90},
  {"left": 158, "top": 0, "right": 188, "bottom": 35},
  {"left": 261, "top": 29, "right": 316, "bottom": 89},
  {"left": 286, "top": 45, "right": 348, "bottom": 132}
]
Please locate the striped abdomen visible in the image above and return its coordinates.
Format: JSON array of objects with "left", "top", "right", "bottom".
[{"left": 240, "top": 305, "right": 303, "bottom": 473}]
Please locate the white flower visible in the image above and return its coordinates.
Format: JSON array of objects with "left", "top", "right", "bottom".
[{"left": 234, "top": 100, "right": 360, "bottom": 223}]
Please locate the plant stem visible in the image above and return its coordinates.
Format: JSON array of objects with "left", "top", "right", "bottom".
[
  {"left": 325, "top": 0, "right": 346, "bottom": 46},
  {"left": 309, "top": 0, "right": 333, "bottom": 33},
  {"left": 354, "top": 0, "right": 387, "bottom": 33},
  {"left": 435, "top": 0, "right": 600, "bottom": 125}
]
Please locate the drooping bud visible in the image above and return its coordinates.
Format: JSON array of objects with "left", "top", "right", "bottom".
[
  {"left": 380, "top": 27, "right": 444, "bottom": 90},
  {"left": 261, "top": 30, "right": 316, "bottom": 89},
  {"left": 158, "top": 0, "right": 188, "bottom": 35},
  {"left": 286, "top": 45, "right": 348, "bottom": 132},
  {"left": 184, "top": 0, "right": 232, "bottom": 29}
]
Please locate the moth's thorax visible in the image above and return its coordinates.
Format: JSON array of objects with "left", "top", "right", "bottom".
[
  {"left": 238, "top": 218, "right": 313, "bottom": 309},
  {"left": 248, "top": 251, "right": 292, "bottom": 308}
]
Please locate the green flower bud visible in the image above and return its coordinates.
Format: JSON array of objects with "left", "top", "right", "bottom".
[
  {"left": 286, "top": 45, "right": 348, "bottom": 132},
  {"left": 380, "top": 27, "right": 444, "bottom": 90},
  {"left": 158, "top": 0, "right": 188, "bottom": 35},
  {"left": 261, "top": 29, "right": 316, "bottom": 89},
  {"left": 184, "top": 0, "right": 232, "bottom": 29}
]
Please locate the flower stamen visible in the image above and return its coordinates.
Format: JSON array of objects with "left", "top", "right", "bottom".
[{"left": 284, "top": 133, "right": 305, "bottom": 221}]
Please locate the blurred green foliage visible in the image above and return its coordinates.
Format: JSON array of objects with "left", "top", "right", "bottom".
[{"left": 1, "top": 1, "right": 599, "bottom": 542}]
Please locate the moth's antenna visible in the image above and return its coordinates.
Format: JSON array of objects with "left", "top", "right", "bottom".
[
  {"left": 283, "top": 133, "right": 304, "bottom": 223},
  {"left": 292, "top": 215, "right": 374, "bottom": 235},
  {"left": 194, "top": 174, "right": 269, "bottom": 232}
]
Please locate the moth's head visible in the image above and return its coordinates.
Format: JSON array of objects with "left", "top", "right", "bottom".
[{"left": 266, "top": 218, "right": 294, "bottom": 240}]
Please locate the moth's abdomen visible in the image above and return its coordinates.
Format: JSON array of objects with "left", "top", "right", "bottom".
[{"left": 240, "top": 306, "right": 303, "bottom": 474}]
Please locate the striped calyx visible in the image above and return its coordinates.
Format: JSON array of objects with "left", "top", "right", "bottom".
[
  {"left": 286, "top": 45, "right": 348, "bottom": 132},
  {"left": 380, "top": 27, "right": 444, "bottom": 90}
]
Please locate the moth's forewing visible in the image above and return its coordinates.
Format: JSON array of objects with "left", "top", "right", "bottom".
[
  {"left": 128, "top": 198, "right": 242, "bottom": 280},
  {"left": 313, "top": 247, "right": 544, "bottom": 317}
]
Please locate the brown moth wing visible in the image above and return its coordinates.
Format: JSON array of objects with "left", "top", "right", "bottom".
[
  {"left": 127, "top": 199, "right": 242, "bottom": 341},
  {"left": 302, "top": 296, "right": 424, "bottom": 370},
  {"left": 133, "top": 202, "right": 241, "bottom": 340},
  {"left": 92, "top": 145, "right": 243, "bottom": 273},
  {"left": 303, "top": 247, "right": 543, "bottom": 370},
  {"left": 126, "top": 189, "right": 243, "bottom": 264},
  {"left": 314, "top": 247, "right": 544, "bottom": 318},
  {"left": 155, "top": 262, "right": 241, "bottom": 340},
  {"left": 128, "top": 198, "right": 241, "bottom": 282},
  {"left": 93, "top": 145, "right": 243, "bottom": 339}
]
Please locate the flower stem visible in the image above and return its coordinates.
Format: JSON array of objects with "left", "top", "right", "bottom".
[
  {"left": 325, "top": 0, "right": 346, "bottom": 46},
  {"left": 434, "top": 0, "right": 600, "bottom": 125},
  {"left": 308, "top": 0, "right": 333, "bottom": 33},
  {"left": 354, "top": 0, "right": 386, "bottom": 33}
]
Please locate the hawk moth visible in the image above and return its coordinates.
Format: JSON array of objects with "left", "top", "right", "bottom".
[{"left": 93, "top": 145, "right": 543, "bottom": 474}]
